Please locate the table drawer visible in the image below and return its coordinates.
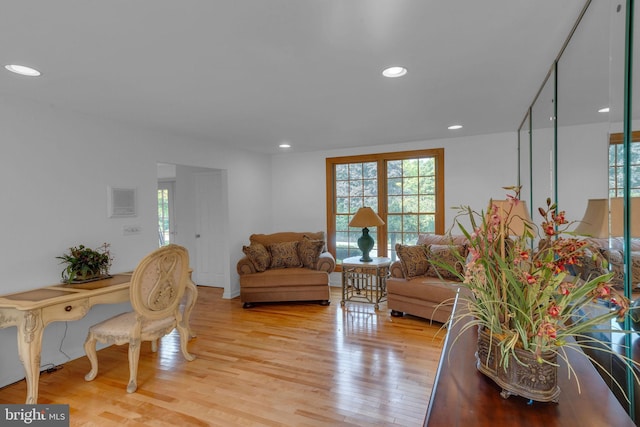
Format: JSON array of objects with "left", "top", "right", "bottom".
[{"left": 42, "top": 299, "right": 90, "bottom": 324}]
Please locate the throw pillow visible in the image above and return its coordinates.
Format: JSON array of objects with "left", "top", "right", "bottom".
[
  {"left": 427, "top": 244, "right": 467, "bottom": 280},
  {"left": 242, "top": 243, "right": 271, "bottom": 272},
  {"left": 395, "top": 243, "right": 430, "bottom": 278},
  {"left": 268, "top": 241, "right": 302, "bottom": 269},
  {"left": 298, "top": 237, "right": 325, "bottom": 269}
]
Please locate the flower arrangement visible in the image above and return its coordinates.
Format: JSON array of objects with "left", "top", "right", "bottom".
[
  {"left": 440, "top": 187, "right": 639, "bottom": 398},
  {"left": 57, "top": 243, "right": 113, "bottom": 283}
]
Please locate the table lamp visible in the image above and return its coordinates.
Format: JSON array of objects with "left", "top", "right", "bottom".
[
  {"left": 573, "top": 199, "right": 610, "bottom": 238},
  {"left": 489, "top": 199, "right": 532, "bottom": 236},
  {"left": 349, "top": 207, "right": 385, "bottom": 262},
  {"left": 610, "top": 197, "right": 640, "bottom": 237},
  {"left": 574, "top": 197, "right": 640, "bottom": 238}
]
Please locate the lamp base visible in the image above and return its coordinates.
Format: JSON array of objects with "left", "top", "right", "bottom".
[{"left": 358, "top": 228, "right": 374, "bottom": 262}]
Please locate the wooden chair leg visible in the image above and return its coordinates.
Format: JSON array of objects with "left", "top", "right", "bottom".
[
  {"left": 177, "top": 323, "right": 196, "bottom": 361},
  {"left": 83, "top": 333, "right": 99, "bottom": 382},
  {"left": 127, "top": 339, "right": 142, "bottom": 393}
]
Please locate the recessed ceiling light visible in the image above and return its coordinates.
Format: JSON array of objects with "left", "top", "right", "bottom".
[
  {"left": 279, "top": 143, "right": 291, "bottom": 149},
  {"left": 598, "top": 107, "right": 610, "bottom": 113},
  {"left": 448, "top": 124, "right": 463, "bottom": 130},
  {"left": 382, "top": 66, "right": 407, "bottom": 78},
  {"left": 4, "top": 64, "right": 41, "bottom": 77}
]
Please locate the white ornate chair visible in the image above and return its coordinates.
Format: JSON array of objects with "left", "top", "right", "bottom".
[{"left": 83, "top": 244, "right": 196, "bottom": 393}]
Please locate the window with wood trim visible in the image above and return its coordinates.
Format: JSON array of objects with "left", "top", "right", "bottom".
[
  {"left": 326, "top": 149, "right": 445, "bottom": 267},
  {"left": 609, "top": 131, "right": 640, "bottom": 197}
]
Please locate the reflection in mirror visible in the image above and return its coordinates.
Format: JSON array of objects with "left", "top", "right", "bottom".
[
  {"left": 529, "top": 68, "right": 555, "bottom": 212},
  {"left": 519, "top": 0, "right": 640, "bottom": 422},
  {"left": 518, "top": 111, "right": 531, "bottom": 210},
  {"left": 556, "top": 0, "right": 611, "bottom": 223}
]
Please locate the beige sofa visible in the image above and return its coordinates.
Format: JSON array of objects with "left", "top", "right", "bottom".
[
  {"left": 387, "top": 234, "right": 468, "bottom": 323},
  {"left": 237, "top": 231, "right": 335, "bottom": 308}
]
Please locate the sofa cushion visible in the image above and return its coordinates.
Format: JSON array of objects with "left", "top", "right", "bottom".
[
  {"left": 240, "top": 268, "right": 328, "bottom": 287},
  {"left": 251, "top": 231, "right": 325, "bottom": 248},
  {"left": 632, "top": 252, "right": 640, "bottom": 284},
  {"left": 387, "top": 276, "right": 461, "bottom": 301},
  {"left": 268, "top": 241, "right": 302, "bottom": 269},
  {"left": 298, "top": 237, "right": 325, "bottom": 269},
  {"left": 395, "top": 244, "right": 430, "bottom": 278},
  {"left": 427, "top": 244, "right": 467, "bottom": 280},
  {"left": 242, "top": 243, "right": 271, "bottom": 272},
  {"left": 417, "top": 233, "right": 468, "bottom": 246}
]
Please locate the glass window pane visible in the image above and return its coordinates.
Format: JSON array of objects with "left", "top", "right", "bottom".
[
  {"left": 403, "top": 177, "right": 419, "bottom": 195},
  {"left": 364, "top": 179, "right": 378, "bottom": 196},
  {"left": 419, "top": 157, "right": 435, "bottom": 175},
  {"left": 336, "top": 164, "right": 349, "bottom": 180},
  {"left": 403, "top": 214, "right": 418, "bottom": 232},
  {"left": 403, "top": 159, "right": 419, "bottom": 176},
  {"left": 419, "top": 176, "right": 435, "bottom": 194},
  {"left": 388, "top": 177, "right": 402, "bottom": 195},
  {"left": 419, "top": 214, "right": 435, "bottom": 233},
  {"left": 350, "top": 198, "right": 363, "bottom": 213},
  {"left": 336, "top": 215, "right": 350, "bottom": 231},
  {"left": 364, "top": 197, "right": 377, "bottom": 208},
  {"left": 387, "top": 214, "right": 402, "bottom": 232},
  {"left": 388, "top": 196, "right": 402, "bottom": 213},
  {"left": 336, "top": 180, "right": 349, "bottom": 197},
  {"left": 420, "top": 195, "right": 436, "bottom": 212},
  {"left": 349, "top": 163, "right": 363, "bottom": 179},
  {"left": 363, "top": 162, "right": 377, "bottom": 179},
  {"left": 403, "top": 195, "right": 419, "bottom": 212},
  {"left": 403, "top": 232, "right": 418, "bottom": 245},
  {"left": 388, "top": 160, "right": 402, "bottom": 178},
  {"left": 336, "top": 197, "right": 349, "bottom": 213},
  {"left": 350, "top": 180, "right": 363, "bottom": 197}
]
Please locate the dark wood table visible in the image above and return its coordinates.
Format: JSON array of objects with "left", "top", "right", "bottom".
[{"left": 424, "top": 298, "right": 635, "bottom": 427}]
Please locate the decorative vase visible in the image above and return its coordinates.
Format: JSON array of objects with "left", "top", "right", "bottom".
[{"left": 476, "top": 327, "right": 561, "bottom": 403}]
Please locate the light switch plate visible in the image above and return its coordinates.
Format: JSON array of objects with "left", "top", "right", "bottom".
[{"left": 123, "top": 225, "right": 142, "bottom": 235}]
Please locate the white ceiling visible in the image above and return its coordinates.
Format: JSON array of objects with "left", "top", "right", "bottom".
[{"left": 0, "top": 1, "right": 589, "bottom": 154}]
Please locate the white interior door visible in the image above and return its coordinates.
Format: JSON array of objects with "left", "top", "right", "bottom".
[{"left": 194, "top": 171, "right": 225, "bottom": 287}]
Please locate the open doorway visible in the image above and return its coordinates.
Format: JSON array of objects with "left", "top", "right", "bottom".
[
  {"left": 157, "top": 163, "right": 230, "bottom": 293},
  {"left": 157, "top": 180, "right": 175, "bottom": 246}
]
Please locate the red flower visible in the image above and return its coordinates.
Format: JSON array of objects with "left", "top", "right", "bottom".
[
  {"left": 538, "top": 322, "right": 557, "bottom": 339},
  {"left": 544, "top": 224, "right": 555, "bottom": 236},
  {"left": 559, "top": 282, "right": 574, "bottom": 296},
  {"left": 548, "top": 304, "right": 561, "bottom": 318}
]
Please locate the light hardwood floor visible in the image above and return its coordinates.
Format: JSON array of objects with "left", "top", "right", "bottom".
[{"left": 0, "top": 286, "right": 446, "bottom": 427}]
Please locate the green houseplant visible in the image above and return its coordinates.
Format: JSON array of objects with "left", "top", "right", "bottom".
[
  {"left": 438, "top": 187, "right": 639, "bottom": 402},
  {"left": 57, "top": 243, "right": 113, "bottom": 283}
]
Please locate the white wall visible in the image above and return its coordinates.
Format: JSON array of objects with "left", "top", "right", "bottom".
[
  {"left": 271, "top": 132, "right": 521, "bottom": 236},
  {"left": 270, "top": 132, "right": 521, "bottom": 286},
  {"left": 0, "top": 95, "right": 271, "bottom": 389}
]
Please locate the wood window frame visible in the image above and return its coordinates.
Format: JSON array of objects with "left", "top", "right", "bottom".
[{"left": 325, "top": 148, "right": 445, "bottom": 269}]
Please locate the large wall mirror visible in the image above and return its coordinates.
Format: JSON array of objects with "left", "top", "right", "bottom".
[{"left": 518, "top": 0, "right": 639, "bottom": 422}]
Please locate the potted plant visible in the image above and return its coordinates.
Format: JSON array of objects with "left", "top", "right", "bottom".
[
  {"left": 438, "top": 187, "right": 638, "bottom": 403},
  {"left": 57, "top": 243, "right": 113, "bottom": 283}
]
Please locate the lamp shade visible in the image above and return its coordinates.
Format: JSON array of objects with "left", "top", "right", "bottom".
[
  {"left": 349, "top": 207, "right": 385, "bottom": 228},
  {"left": 610, "top": 197, "right": 640, "bottom": 237},
  {"left": 489, "top": 200, "right": 531, "bottom": 236},
  {"left": 574, "top": 199, "right": 610, "bottom": 238}
]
